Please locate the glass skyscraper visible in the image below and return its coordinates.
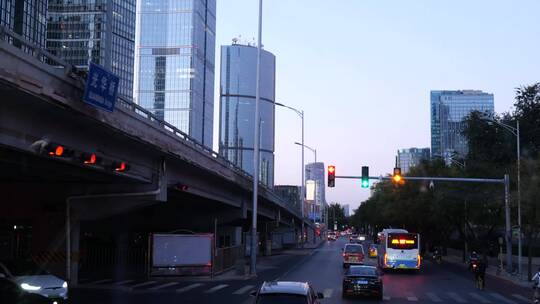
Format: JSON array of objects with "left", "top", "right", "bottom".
[
  {"left": 219, "top": 43, "right": 275, "bottom": 186},
  {"left": 1, "top": 0, "right": 47, "bottom": 48},
  {"left": 397, "top": 147, "right": 430, "bottom": 173},
  {"left": 430, "top": 90, "right": 494, "bottom": 160},
  {"left": 46, "top": 0, "right": 136, "bottom": 101},
  {"left": 134, "top": 0, "right": 216, "bottom": 148},
  {"left": 306, "top": 162, "right": 326, "bottom": 223}
]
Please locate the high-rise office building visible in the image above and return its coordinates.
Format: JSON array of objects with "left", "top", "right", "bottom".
[
  {"left": 1, "top": 0, "right": 47, "bottom": 48},
  {"left": 431, "top": 90, "right": 494, "bottom": 161},
  {"left": 219, "top": 42, "right": 275, "bottom": 186},
  {"left": 134, "top": 0, "right": 216, "bottom": 148},
  {"left": 306, "top": 162, "right": 326, "bottom": 222},
  {"left": 46, "top": 0, "right": 136, "bottom": 101},
  {"left": 397, "top": 147, "right": 430, "bottom": 173}
]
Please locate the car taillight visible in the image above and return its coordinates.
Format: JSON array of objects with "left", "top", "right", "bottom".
[
  {"left": 417, "top": 254, "right": 421, "bottom": 268},
  {"left": 342, "top": 253, "right": 346, "bottom": 257}
]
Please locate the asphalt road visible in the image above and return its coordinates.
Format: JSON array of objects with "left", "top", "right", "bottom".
[{"left": 71, "top": 237, "right": 534, "bottom": 304}]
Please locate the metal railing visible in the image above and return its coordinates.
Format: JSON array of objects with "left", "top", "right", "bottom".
[{"left": 0, "top": 26, "right": 303, "bottom": 220}]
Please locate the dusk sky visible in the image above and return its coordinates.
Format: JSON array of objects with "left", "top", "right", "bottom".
[{"left": 213, "top": 0, "right": 540, "bottom": 211}]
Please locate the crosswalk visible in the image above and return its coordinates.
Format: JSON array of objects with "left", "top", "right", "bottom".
[{"left": 80, "top": 279, "right": 532, "bottom": 302}]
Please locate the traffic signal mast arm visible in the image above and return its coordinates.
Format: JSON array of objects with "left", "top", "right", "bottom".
[{"left": 334, "top": 175, "right": 505, "bottom": 183}]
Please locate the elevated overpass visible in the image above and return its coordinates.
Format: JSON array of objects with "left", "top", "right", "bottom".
[{"left": 0, "top": 27, "right": 317, "bottom": 282}]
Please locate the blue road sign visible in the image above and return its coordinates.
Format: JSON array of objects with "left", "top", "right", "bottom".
[{"left": 83, "top": 62, "right": 119, "bottom": 112}]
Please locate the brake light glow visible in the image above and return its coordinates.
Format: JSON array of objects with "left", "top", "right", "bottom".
[
  {"left": 384, "top": 253, "right": 388, "bottom": 266},
  {"left": 417, "top": 254, "right": 421, "bottom": 268}
]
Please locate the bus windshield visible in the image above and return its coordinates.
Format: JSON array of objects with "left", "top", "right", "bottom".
[{"left": 387, "top": 233, "right": 418, "bottom": 250}]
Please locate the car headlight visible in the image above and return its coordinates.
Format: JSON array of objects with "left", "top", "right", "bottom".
[
  {"left": 21, "top": 283, "right": 42, "bottom": 291},
  {"left": 62, "top": 281, "right": 68, "bottom": 288}
]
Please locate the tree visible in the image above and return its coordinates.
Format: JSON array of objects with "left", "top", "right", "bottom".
[{"left": 328, "top": 203, "right": 347, "bottom": 231}]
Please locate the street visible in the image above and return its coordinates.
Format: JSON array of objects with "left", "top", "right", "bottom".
[{"left": 70, "top": 237, "right": 533, "bottom": 304}]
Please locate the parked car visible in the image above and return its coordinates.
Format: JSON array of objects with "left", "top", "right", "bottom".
[
  {"left": 0, "top": 260, "right": 68, "bottom": 303},
  {"left": 342, "top": 243, "right": 365, "bottom": 267},
  {"left": 251, "top": 281, "right": 324, "bottom": 303},
  {"left": 342, "top": 265, "right": 383, "bottom": 300}
]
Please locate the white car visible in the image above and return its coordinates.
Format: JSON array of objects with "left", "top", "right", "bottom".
[
  {"left": 251, "top": 281, "right": 324, "bottom": 303},
  {"left": 0, "top": 260, "right": 68, "bottom": 303}
]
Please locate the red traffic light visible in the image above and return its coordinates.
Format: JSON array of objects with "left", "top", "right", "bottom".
[
  {"left": 113, "top": 161, "right": 128, "bottom": 172},
  {"left": 48, "top": 145, "right": 64, "bottom": 156},
  {"left": 82, "top": 153, "right": 97, "bottom": 164},
  {"left": 328, "top": 165, "right": 336, "bottom": 187}
]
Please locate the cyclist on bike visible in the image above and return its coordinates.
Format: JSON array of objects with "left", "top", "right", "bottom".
[{"left": 533, "top": 267, "right": 540, "bottom": 303}]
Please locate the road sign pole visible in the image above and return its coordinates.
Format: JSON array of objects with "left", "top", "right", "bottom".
[{"left": 504, "top": 174, "right": 513, "bottom": 273}]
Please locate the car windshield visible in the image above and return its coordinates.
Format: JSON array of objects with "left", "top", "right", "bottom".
[
  {"left": 2, "top": 261, "right": 49, "bottom": 276},
  {"left": 256, "top": 293, "right": 307, "bottom": 304},
  {"left": 345, "top": 245, "right": 363, "bottom": 253},
  {"left": 347, "top": 267, "right": 377, "bottom": 276}
]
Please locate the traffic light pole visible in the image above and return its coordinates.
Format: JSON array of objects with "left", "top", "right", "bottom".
[{"left": 335, "top": 174, "right": 513, "bottom": 273}]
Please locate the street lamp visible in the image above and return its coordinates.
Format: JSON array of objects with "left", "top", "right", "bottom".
[
  {"left": 274, "top": 102, "right": 306, "bottom": 245},
  {"left": 250, "top": 0, "right": 263, "bottom": 276},
  {"left": 295, "top": 142, "right": 316, "bottom": 163},
  {"left": 483, "top": 116, "right": 521, "bottom": 276}
]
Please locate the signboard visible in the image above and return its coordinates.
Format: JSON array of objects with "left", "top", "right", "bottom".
[
  {"left": 306, "top": 180, "right": 316, "bottom": 201},
  {"left": 83, "top": 62, "right": 119, "bottom": 112}
]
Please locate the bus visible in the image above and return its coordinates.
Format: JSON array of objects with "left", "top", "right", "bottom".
[{"left": 377, "top": 229, "right": 421, "bottom": 270}]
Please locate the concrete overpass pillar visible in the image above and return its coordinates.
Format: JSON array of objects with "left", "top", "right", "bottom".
[{"left": 69, "top": 218, "right": 80, "bottom": 285}]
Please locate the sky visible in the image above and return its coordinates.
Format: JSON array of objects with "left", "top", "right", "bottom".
[{"left": 213, "top": 0, "right": 540, "bottom": 211}]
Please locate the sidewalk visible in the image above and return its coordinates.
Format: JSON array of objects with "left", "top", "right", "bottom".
[{"left": 444, "top": 248, "right": 535, "bottom": 288}]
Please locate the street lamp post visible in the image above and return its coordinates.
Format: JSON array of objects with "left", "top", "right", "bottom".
[
  {"left": 295, "top": 142, "right": 316, "bottom": 163},
  {"left": 274, "top": 102, "right": 306, "bottom": 246},
  {"left": 483, "top": 117, "right": 521, "bottom": 275},
  {"left": 250, "top": 0, "right": 263, "bottom": 276}
]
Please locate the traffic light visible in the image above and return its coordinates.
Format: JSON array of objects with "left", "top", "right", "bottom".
[
  {"left": 45, "top": 143, "right": 73, "bottom": 158},
  {"left": 328, "top": 165, "right": 335, "bottom": 187},
  {"left": 361, "top": 166, "right": 369, "bottom": 188},
  {"left": 112, "top": 161, "right": 129, "bottom": 172},
  {"left": 81, "top": 153, "right": 99, "bottom": 165},
  {"left": 392, "top": 167, "right": 403, "bottom": 184}
]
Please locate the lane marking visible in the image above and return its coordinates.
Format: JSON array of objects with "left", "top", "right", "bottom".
[
  {"left": 407, "top": 296, "right": 418, "bottom": 301},
  {"left": 323, "top": 288, "right": 333, "bottom": 298},
  {"left": 469, "top": 292, "right": 491, "bottom": 303},
  {"left": 176, "top": 283, "right": 203, "bottom": 293},
  {"left": 148, "top": 282, "right": 179, "bottom": 290},
  {"left": 490, "top": 292, "right": 517, "bottom": 304},
  {"left": 233, "top": 285, "right": 255, "bottom": 295},
  {"left": 511, "top": 294, "right": 531, "bottom": 302},
  {"left": 383, "top": 295, "right": 391, "bottom": 301},
  {"left": 447, "top": 292, "right": 467, "bottom": 303},
  {"left": 205, "top": 284, "right": 228, "bottom": 293},
  {"left": 425, "top": 292, "right": 443, "bottom": 302},
  {"left": 130, "top": 281, "right": 156, "bottom": 289},
  {"left": 114, "top": 279, "right": 134, "bottom": 286},
  {"left": 89, "top": 278, "right": 112, "bottom": 285}
]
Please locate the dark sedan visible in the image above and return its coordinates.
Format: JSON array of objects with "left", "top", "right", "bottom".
[{"left": 342, "top": 265, "right": 383, "bottom": 300}]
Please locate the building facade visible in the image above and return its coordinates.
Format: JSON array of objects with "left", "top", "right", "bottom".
[
  {"left": 219, "top": 43, "right": 275, "bottom": 186},
  {"left": 397, "top": 147, "right": 430, "bottom": 174},
  {"left": 1, "top": 0, "right": 47, "bottom": 48},
  {"left": 46, "top": 0, "right": 136, "bottom": 101},
  {"left": 305, "top": 162, "right": 326, "bottom": 223},
  {"left": 274, "top": 185, "right": 301, "bottom": 213},
  {"left": 134, "top": 0, "right": 216, "bottom": 148},
  {"left": 430, "top": 90, "right": 494, "bottom": 161}
]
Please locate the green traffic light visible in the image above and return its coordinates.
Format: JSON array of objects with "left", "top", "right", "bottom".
[{"left": 361, "top": 179, "right": 369, "bottom": 188}]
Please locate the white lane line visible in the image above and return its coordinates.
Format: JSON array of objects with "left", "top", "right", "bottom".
[
  {"left": 233, "top": 285, "right": 255, "bottom": 295},
  {"left": 114, "top": 279, "right": 134, "bottom": 286},
  {"left": 323, "top": 288, "right": 333, "bottom": 298},
  {"left": 490, "top": 292, "right": 517, "bottom": 304},
  {"left": 89, "top": 279, "right": 112, "bottom": 285},
  {"left": 176, "top": 283, "right": 203, "bottom": 294},
  {"left": 148, "top": 282, "right": 179, "bottom": 290},
  {"left": 407, "top": 296, "right": 418, "bottom": 301},
  {"left": 129, "top": 281, "right": 156, "bottom": 289},
  {"left": 205, "top": 284, "right": 228, "bottom": 293},
  {"left": 447, "top": 292, "right": 467, "bottom": 303},
  {"left": 512, "top": 294, "right": 531, "bottom": 302},
  {"left": 469, "top": 292, "right": 491, "bottom": 303},
  {"left": 425, "top": 292, "right": 443, "bottom": 302},
  {"left": 383, "top": 295, "right": 391, "bottom": 301}
]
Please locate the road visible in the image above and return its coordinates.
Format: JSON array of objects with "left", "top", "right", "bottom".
[{"left": 71, "top": 237, "right": 533, "bottom": 304}]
